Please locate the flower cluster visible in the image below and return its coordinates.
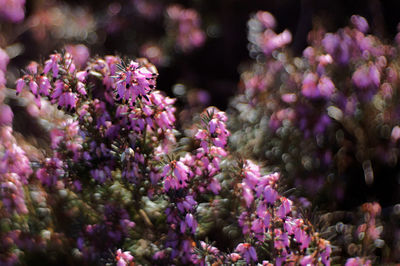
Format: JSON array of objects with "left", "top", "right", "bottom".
[
  {"left": 236, "top": 160, "right": 331, "bottom": 265},
  {"left": 15, "top": 52, "right": 83, "bottom": 111},
  {"left": 166, "top": 4, "right": 206, "bottom": 52},
  {"left": 158, "top": 107, "right": 230, "bottom": 263},
  {"left": 5, "top": 5, "right": 400, "bottom": 264},
  {"left": 229, "top": 11, "right": 400, "bottom": 205},
  {"left": 248, "top": 11, "right": 292, "bottom": 56}
]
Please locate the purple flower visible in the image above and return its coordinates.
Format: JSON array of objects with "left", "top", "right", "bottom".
[
  {"left": 277, "top": 198, "right": 292, "bottom": 218},
  {"left": 242, "top": 183, "right": 254, "bottom": 208},
  {"left": 235, "top": 243, "right": 257, "bottom": 263},
  {"left": 115, "top": 249, "right": 134, "bottom": 266},
  {"left": 184, "top": 213, "right": 197, "bottom": 233},
  {"left": 294, "top": 227, "right": 311, "bottom": 250},
  {"left": 65, "top": 44, "right": 90, "bottom": 68},
  {"left": 317, "top": 76, "right": 335, "bottom": 98},
  {"left": 351, "top": 15, "right": 369, "bottom": 33},
  {"left": 0, "top": 0, "right": 25, "bottom": 22},
  {"left": 301, "top": 73, "right": 319, "bottom": 98},
  {"left": 300, "top": 255, "right": 313, "bottom": 266},
  {"left": 263, "top": 186, "right": 279, "bottom": 204},
  {"left": 166, "top": 4, "right": 206, "bottom": 52},
  {"left": 352, "top": 64, "right": 380, "bottom": 89},
  {"left": 0, "top": 104, "right": 13, "bottom": 126},
  {"left": 256, "top": 11, "right": 276, "bottom": 29},
  {"left": 345, "top": 257, "right": 371, "bottom": 266}
]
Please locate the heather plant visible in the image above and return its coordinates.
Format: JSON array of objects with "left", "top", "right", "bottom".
[
  {"left": 0, "top": 41, "right": 335, "bottom": 264},
  {"left": 229, "top": 12, "right": 400, "bottom": 207},
  {"left": 3, "top": 1, "right": 400, "bottom": 265},
  {"left": 227, "top": 10, "right": 400, "bottom": 263}
]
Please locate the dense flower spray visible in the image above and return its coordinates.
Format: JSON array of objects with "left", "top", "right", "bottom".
[
  {"left": 230, "top": 11, "right": 400, "bottom": 203},
  {"left": 6, "top": 5, "right": 400, "bottom": 264},
  {"left": 4, "top": 46, "right": 334, "bottom": 264}
]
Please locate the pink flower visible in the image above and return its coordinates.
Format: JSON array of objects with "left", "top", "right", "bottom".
[
  {"left": 65, "top": 44, "right": 90, "bottom": 68},
  {"left": 277, "top": 198, "right": 292, "bottom": 218},
  {"left": 15, "top": 78, "right": 25, "bottom": 95},
  {"left": 242, "top": 183, "right": 254, "bottom": 208},
  {"left": 301, "top": 73, "right": 318, "bottom": 98},
  {"left": 0, "top": 0, "right": 25, "bottom": 23},
  {"left": 38, "top": 76, "right": 51, "bottom": 96},
  {"left": 184, "top": 213, "right": 197, "bottom": 233},
  {"left": 43, "top": 54, "right": 61, "bottom": 77},
  {"left": 351, "top": 15, "right": 369, "bottom": 33},
  {"left": 226, "top": 252, "right": 241, "bottom": 262},
  {"left": 0, "top": 104, "right": 13, "bottom": 126},
  {"left": 352, "top": 64, "right": 380, "bottom": 89},
  {"left": 256, "top": 11, "right": 276, "bottom": 29},
  {"left": 294, "top": 227, "right": 311, "bottom": 250},
  {"left": 345, "top": 257, "right": 371, "bottom": 266},
  {"left": 317, "top": 76, "right": 335, "bottom": 98},
  {"left": 207, "top": 178, "right": 221, "bottom": 194},
  {"left": 300, "top": 255, "right": 313, "bottom": 266},
  {"left": 263, "top": 186, "right": 279, "bottom": 204},
  {"left": 115, "top": 249, "right": 134, "bottom": 266},
  {"left": 235, "top": 243, "right": 257, "bottom": 263}
]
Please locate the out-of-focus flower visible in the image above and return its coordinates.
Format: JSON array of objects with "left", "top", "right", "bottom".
[
  {"left": 65, "top": 44, "right": 90, "bottom": 68},
  {"left": 351, "top": 15, "right": 369, "bottom": 33},
  {"left": 166, "top": 4, "right": 206, "bottom": 52},
  {"left": 115, "top": 249, "right": 134, "bottom": 266},
  {"left": 345, "top": 257, "right": 372, "bottom": 266},
  {"left": 0, "top": 0, "right": 25, "bottom": 23}
]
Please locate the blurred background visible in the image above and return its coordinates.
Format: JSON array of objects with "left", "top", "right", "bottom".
[{"left": 3, "top": 0, "right": 400, "bottom": 109}]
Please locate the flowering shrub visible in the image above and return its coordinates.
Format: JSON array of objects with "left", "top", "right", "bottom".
[
  {"left": 229, "top": 11, "right": 400, "bottom": 206},
  {"left": 0, "top": 42, "right": 335, "bottom": 264},
  {"left": 3, "top": 1, "right": 400, "bottom": 265}
]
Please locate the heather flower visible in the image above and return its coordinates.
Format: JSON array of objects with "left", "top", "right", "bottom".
[
  {"left": 114, "top": 60, "right": 156, "bottom": 102},
  {"left": 0, "top": 0, "right": 25, "bottom": 22},
  {"left": 256, "top": 11, "right": 276, "bottom": 29},
  {"left": 351, "top": 15, "right": 369, "bottom": 33},
  {"left": 391, "top": 126, "right": 400, "bottom": 142},
  {"left": 300, "top": 255, "right": 313, "bottom": 265},
  {"left": 1, "top": 173, "right": 28, "bottom": 214},
  {"left": 43, "top": 53, "right": 62, "bottom": 77},
  {"left": 317, "top": 76, "right": 336, "bottom": 98},
  {"left": 345, "top": 257, "right": 372, "bottom": 266},
  {"left": 294, "top": 226, "right": 311, "bottom": 250},
  {"left": 242, "top": 183, "right": 254, "bottom": 208},
  {"left": 259, "top": 29, "right": 292, "bottom": 55},
  {"left": 9, "top": 42, "right": 337, "bottom": 265},
  {"left": 0, "top": 47, "right": 9, "bottom": 88},
  {"left": 0, "top": 47, "right": 9, "bottom": 72},
  {"left": 36, "top": 157, "right": 65, "bottom": 187},
  {"left": 0, "top": 104, "right": 13, "bottom": 126},
  {"left": 166, "top": 4, "right": 206, "bottom": 52},
  {"left": 163, "top": 159, "right": 190, "bottom": 191},
  {"left": 226, "top": 252, "right": 241, "bottom": 262},
  {"left": 65, "top": 44, "right": 90, "bottom": 68},
  {"left": 115, "top": 249, "right": 134, "bottom": 266},
  {"left": 352, "top": 63, "right": 380, "bottom": 89},
  {"left": 235, "top": 243, "right": 257, "bottom": 263},
  {"left": 301, "top": 73, "right": 335, "bottom": 99},
  {"left": 1, "top": 142, "right": 32, "bottom": 182}
]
